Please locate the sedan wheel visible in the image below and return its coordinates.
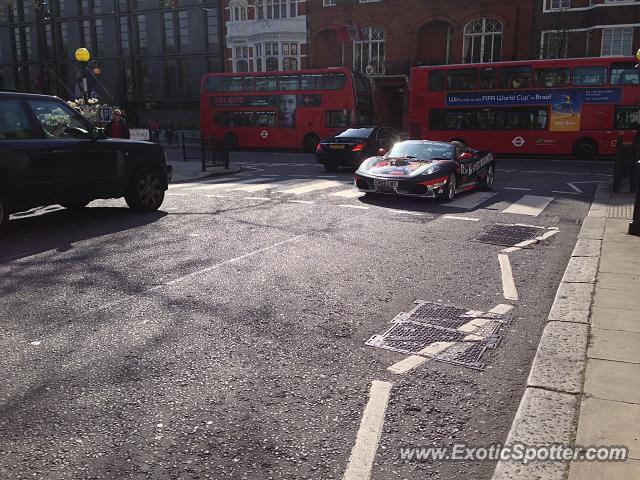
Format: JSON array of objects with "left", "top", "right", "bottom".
[
  {"left": 442, "top": 172, "right": 457, "bottom": 202},
  {"left": 480, "top": 164, "right": 495, "bottom": 191},
  {"left": 125, "top": 167, "right": 165, "bottom": 212}
]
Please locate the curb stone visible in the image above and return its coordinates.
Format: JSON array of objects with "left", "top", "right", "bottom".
[{"left": 491, "top": 182, "right": 611, "bottom": 480}]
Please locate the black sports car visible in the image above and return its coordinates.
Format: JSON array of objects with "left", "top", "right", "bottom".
[
  {"left": 354, "top": 140, "right": 495, "bottom": 201},
  {"left": 315, "top": 126, "right": 405, "bottom": 172}
]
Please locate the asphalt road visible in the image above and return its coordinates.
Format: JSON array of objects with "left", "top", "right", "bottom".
[{"left": 0, "top": 152, "right": 612, "bottom": 480}]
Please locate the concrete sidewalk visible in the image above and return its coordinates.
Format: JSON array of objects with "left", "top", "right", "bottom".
[
  {"left": 165, "top": 147, "right": 240, "bottom": 182},
  {"left": 493, "top": 188, "right": 640, "bottom": 480}
]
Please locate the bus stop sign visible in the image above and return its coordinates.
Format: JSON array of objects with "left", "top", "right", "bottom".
[{"left": 98, "top": 106, "right": 112, "bottom": 123}]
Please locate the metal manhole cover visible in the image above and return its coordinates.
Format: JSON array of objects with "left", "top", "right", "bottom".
[
  {"left": 434, "top": 338, "right": 500, "bottom": 370},
  {"left": 475, "top": 224, "right": 544, "bottom": 246}
]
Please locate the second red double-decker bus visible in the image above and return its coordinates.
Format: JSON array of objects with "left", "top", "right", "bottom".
[
  {"left": 408, "top": 57, "right": 640, "bottom": 158},
  {"left": 199, "top": 67, "right": 374, "bottom": 153}
]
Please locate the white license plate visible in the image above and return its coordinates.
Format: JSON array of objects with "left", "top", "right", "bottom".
[
  {"left": 329, "top": 144, "right": 346, "bottom": 149},
  {"left": 374, "top": 179, "right": 398, "bottom": 188}
]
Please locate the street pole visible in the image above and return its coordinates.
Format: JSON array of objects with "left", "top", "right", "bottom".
[
  {"left": 629, "top": 48, "right": 640, "bottom": 236},
  {"left": 74, "top": 47, "right": 91, "bottom": 116}
]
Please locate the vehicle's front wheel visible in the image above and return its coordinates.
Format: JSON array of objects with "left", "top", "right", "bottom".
[
  {"left": 439, "top": 172, "right": 457, "bottom": 202},
  {"left": 479, "top": 163, "right": 495, "bottom": 191},
  {"left": 125, "top": 167, "right": 166, "bottom": 212},
  {"left": 0, "top": 189, "right": 9, "bottom": 235}
]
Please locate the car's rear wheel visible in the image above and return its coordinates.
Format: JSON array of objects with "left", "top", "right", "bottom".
[
  {"left": 573, "top": 138, "right": 597, "bottom": 160},
  {"left": 479, "top": 163, "right": 495, "bottom": 191},
  {"left": 125, "top": 167, "right": 166, "bottom": 212},
  {"left": 439, "top": 172, "right": 457, "bottom": 202},
  {"left": 0, "top": 189, "right": 9, "bottom": 235},
  {"left": 324, "top": 164, "right": 339, "bottom": 172}
]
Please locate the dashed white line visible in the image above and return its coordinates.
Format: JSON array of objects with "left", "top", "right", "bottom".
[
  {"left": 338, "top": 204, "right": 369, "bottom": 210},
  {"left": 504, "top": 187, "right": 532, "bottom": 191},
  {"left": 342, "top": 381, "right": 393, "bottom": 480},
  {"left": 489, "top": 304, "right": 515, "bottom": 315},
  {"left": 502, "top": 195, "right": 554, "bottom": 216},
  {"left": 498, "top": 254, "right": 519, "bottom": 301},
  {"left": 288, "top": 200, "right": 315, "bottom": 204},
  {"left": 279, "top": 180, "right": 344, "bottom": 194},
  {"left": 203, "top": 194, "right": 229, "bottom": 198},
  {"left": 442, "top": 215, "right": 480, "bottom": 222},
  {"left": 244, "top": 197, "right": 271, "bottom": 201},
  {"left": 387, "top": 342, "right": 455, "bottom": 375},
  {"left": 552, "top": 191, "right": 580, "bottom": 195}
]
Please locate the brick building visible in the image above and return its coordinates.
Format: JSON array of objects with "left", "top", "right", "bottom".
[
  {"left": 534, "top": 0, "right": 640, "bottom": 59},
  {"left": 307, "top": 0, "right": 535, "bottom": 129},
  {"left": 222, "top": 0, "right": 309, "bottom": 72}
]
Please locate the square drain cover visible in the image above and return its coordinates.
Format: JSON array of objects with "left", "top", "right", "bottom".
[{"left": 475, "top": 224, "right": 544, "bottom": 247}]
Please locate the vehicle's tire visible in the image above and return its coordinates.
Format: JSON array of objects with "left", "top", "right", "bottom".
[
  {"left": 439, "top": 172, "right": 457, "bottom": 202},
  {"left": 224, "top": 132, "right": 239, "bottom": 151},
  {"left": 450, "top": 138, "right": 467, "bottom": 147},
  {"left": 324, "top": 164, "right": 339, "bottom": 172},
  {"left": 479, "top": 163, "right": 495, "bottom": 191},
  {"left": 125, "top": 166, "right": 166, "bottom": 212},
  {"left": 302, "top": 134, "right": 320, "bottom": 154},
  {"left": 0, "top": 189, "right": 9, "bottom": 235},
  {"left": 61, "top": 201, "right": 90, "bottom": 210},
  {"left": 573, "top": 138, "right": 598, "bottom": 160}
]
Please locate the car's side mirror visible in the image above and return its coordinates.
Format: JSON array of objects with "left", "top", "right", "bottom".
[
  {"left": 91, "top": 127, "right": 106, "bottom": 140},
  {"left": 460, "top": 152, "right": 473, "bottom": 160}
]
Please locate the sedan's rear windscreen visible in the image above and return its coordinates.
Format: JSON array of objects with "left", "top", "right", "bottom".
[{"left": 336, "top": 128, "right": 374, "bottom": 138}]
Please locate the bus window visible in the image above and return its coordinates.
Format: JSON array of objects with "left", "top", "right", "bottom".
[
  {"left": 500, "top": 66, "right": 531, "bottom": 89},
  {"left": 614, "top": 106, "right": 640, "bottom": 129},
  {"left": 479, "top": 68, "right": 497, "bottom": 89},
  {"left": 447, "top": 69, "right": 477, "bottom": 91},
  {"left": 279, "top": 75, "right": 300, "bottom": 91},
  {"left": 301, "top": 74, "right": 324, "bottom": 90},
  {"left": 222, "top": 76, "right": 244, "bottom": 92},
  {"left": 611, "top": 62, "right": 639, "bottom": 85},
  {"left": 573, "top": 66, "right": 607, "bottom": 86},
  {"left": 428, "top": 70, "right": 445, "bottom": 91},
  {"left": 204, "top": 77, "right": 223, "bottom": 93},
  {"left": 243, "top": 76, "right": 255, "bottom": 91},
  {"left": 326, "top": 110, "right": 349, "bottom": 128},
  {"left": 256, "top": 76, "right": 277, "bottom": 91},
  {"left": 533, "top": 68, "right": 570, "bottom": 87},
  {"left": 325, "top": 73, "right": 346, "bottom": 90},
  {"left": 255, "top": 111, "right": 276, "bottom": 127}
]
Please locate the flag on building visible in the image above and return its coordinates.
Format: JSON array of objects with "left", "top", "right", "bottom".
[{"left": 336, "top": 23, "right": 364, "bottom": 43}]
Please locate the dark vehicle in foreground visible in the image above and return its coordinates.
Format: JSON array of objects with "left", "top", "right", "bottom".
[
  {"left": 354, "top": 140, "right": 495, "bottom": 201},
  {"left": 315, "top": 126, "right": 405, "bottom": 172},
  {"left": 0, "top": 91, "right": 172, "bottom": 233}
]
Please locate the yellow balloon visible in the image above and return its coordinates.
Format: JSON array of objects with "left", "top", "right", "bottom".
[
  {"left": 75, "top": 47, "right": 91, "bottom": 62},
  {"left": 636, "top": 48, "right": 640, "bottom": 62}
]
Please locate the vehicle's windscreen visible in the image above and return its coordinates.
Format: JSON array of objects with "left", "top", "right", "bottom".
[
  {"left": 387, "top": 142, "right": 454, "bottom": 160},
  {"left": 336, "top": 128, "right": 373, "bottom": 138}
]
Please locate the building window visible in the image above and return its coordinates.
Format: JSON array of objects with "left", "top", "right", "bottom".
[
  {"left": 353, "top": 26, "right": 385, "bottom": 75},
  {"left": 266, "top": 57, "right": 278, "bottom": 71},
  {"left": 463, "top": 17, "right": 502, "bottom": 63},
  {"left": 163, "top": 12, "right": 175, "bottom": 52},
  {"left": 165, "top": 58, "right": 191, "bottom": 97},
  {"left": 205, "top": 6, "right": 219, "bottom": 52},
  {"left": 56, "top": 22, "right": 68, "bottom": 57},
  {"left": 256, "top": 0, "right": 289, "bottom": 20},
  {"left": 135, "top": 14, "right": 147, "bottom": 54},
  {"left": 542, "top": 32, "right": 568, "bottom": 59},
  {"left": 178, "top": 11, "right": 188, "bottom": 49},
  {"left": 15, "top": 65, "right": 33, "bottom": 92},
  {"left": 44, "top": 24, "right": 54, "bottom": 60},
  {"left": 164, "top": 10, "right": 188, "bottom": 53},
  {"left": 12, "top": 26, "right": 32, "bottom": 64},
  {"left": 81, "top": 19, "right": 103, "bottom": 57},
  {"left": 283, "top": 57, "right": 298, "bottom": 70},
  {"left": 9, "top": 0, "right": 25, "bottom": 22},
  {"left": 323, "top": 0, "right": 336, "bottom": 6},
  {"left": 601, "top": 28, "right": 633, "bottom": 56},
  {"left": 231, "top": 0, "right": 248, "bottom": 21},
  {"left": 136, "top": 60, "right": 152, "bottom": 97},
  {"left": 119, "top": 16, "right": 130, "bottom": 56},
  {"left": 236, "top": 60, "right": 249, "bottom": 72},
  {"left": 79, "top": 0, "right": 101, "bottom": 15},
  {"left": 550, "top": 0, "right": 570, "bottom": 9}
]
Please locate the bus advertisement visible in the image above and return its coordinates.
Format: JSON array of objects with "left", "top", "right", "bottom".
[
  {"left": 200, "top": 67, "right": 374, "bottom": 153},
  {"left": 408, "top": 57, "right": 640, "bottom": 158}
]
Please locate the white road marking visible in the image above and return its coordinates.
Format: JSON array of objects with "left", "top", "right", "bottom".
[
  {"left": 203, "top": 194, "right": 229, "bottom": 198},
  {"left": 552, "top": 191, "right": 580, "bottom": 195},
  {"left": 501, "top": 229, "right": 559, "bottom": 253},
  {"left": 168, "top": 177, "right": 241, "bottom": 190},
  {"left": 504, "top": 187, "right": 532, "bottom": 191},
  {"left": 288, "top": 200, "right": 315, "bottom": 204},
  {"left": 447, "top": 192, "right": 498, "bottom": 210},
  {"left": 166, "top": 193, "right": 188, "bottom": 196},
  {"left": 30, "top": 340, "right": 42, "bottom": 346},
  {"left": 192, "top": 178, "right": 269, "bottom": 191},
  {"left": 498, "top": 254, "right": 519, "bottom": 301},
  {"left": 330, "top": 189, "right": 364, "bottom": 198},
  {"left": 342, "top": 381, "right": 392, "bottom": 480},
  {"left": 536, "top": 229, "right": 560, "bottom": 241},
  {"left": 502, "top": 195, "right": 554, "bottom": 216},
  {"left": 244, "top": 197, "right": 270, "bottom": 201},
  {"left": 279, "top": 180, "right": 344, "bottom": 194},
  {"left": 387, "top": 342, "right": 455, "bottom": 375},
  {"left": 501, "top": 246, "right": 520, "bottom": 253},
  {"left": 489, "top": 304, "right": 514, "bottom": 315},
  {"left": 442, "top": 215, "right": 480, "bottom": 222},
  {"left": 388, "top": 209, "right": 424, "bottom": 216},
  {"left": 338, "top": 204, "right": 369, "bottom": 210},
  {"left": 318, "top": 175, "right": 337, "bottom": 178}
]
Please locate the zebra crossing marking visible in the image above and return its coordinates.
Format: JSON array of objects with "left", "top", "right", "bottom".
[
  {"left": 278, "top": 180, "right": 345, "bottom": 195},
  {"left": 502, "top": 195, "right": 554, "bottom": 217}
]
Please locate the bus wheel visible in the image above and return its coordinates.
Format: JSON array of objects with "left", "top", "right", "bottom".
[
  {"left": 224, "top": 132, "right": 238, "bottom": 151},
  {"left": 449, "top": 138, "right": 467, "bottom": 147},
  {"left": 302, "top": 134, "right": 320, "bottom": 154},
  {"left": 573, "top": 139, "right": 597, "bottom": 160}
]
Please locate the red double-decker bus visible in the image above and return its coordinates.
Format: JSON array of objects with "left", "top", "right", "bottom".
[
  {"left": 408, "top": 57, "right": 640, "bottom": 158},
  {"left": 199, "top": 67, "right": 374, "bottom": 153}
]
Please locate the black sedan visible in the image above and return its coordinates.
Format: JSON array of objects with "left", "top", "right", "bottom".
[
  {"left": 315, "top": 126, "right": 405, "bottom": 172},
  {"left": 354, "top": 140, "right": 495, "bottom": 201}
]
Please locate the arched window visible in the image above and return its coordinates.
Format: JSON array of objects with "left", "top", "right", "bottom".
[
  {"left": 353, "top": 26, "right": 385, "bottom": 75},
  {"left": 266, "top": 57, "right": 278, "bottom": 71},
  {"left": 463, "top": 17, "right": 502, "bottom": 63},
  {"left": 236, "top": 60, "right": 249, "bottom": 72},
  {"left": 229, "top": 0, "right": 248, "bottom": 21},
  {"left": 283, "top": 57, "right": 298, "bottom": 70}
]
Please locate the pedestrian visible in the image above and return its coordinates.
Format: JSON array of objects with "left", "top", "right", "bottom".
[
  {"left": 165, "top": 124, "right": 174, "bottom": 146},
  {"left": 105, "top": 109, "right": 130, "bottom": 139},
  {"left": 148, "top": 119, "right": 160, "bottom": 143}
]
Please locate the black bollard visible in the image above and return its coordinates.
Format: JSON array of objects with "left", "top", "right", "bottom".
[{"left": 630, "top": 160, "right": 640, "bottom": 236}]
